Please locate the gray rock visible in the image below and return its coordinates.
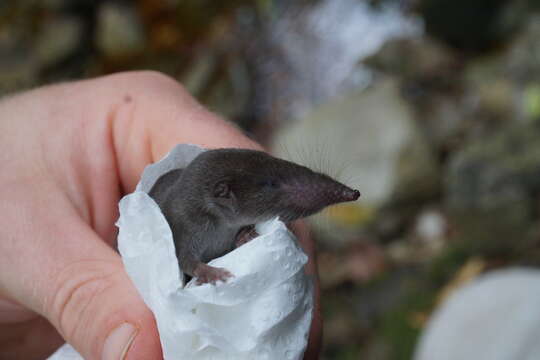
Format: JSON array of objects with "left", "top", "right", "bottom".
[
  {"left": 415, "top": 209, "right": 446, "bottom": 247},
  {"left": 365, "top": 37, "right": 459, "bottom": 80},
  {"left": 35, "top": 15, "right": 82, "bottom": 68},
  {"left": 366, "top": 36, "right": 467, "bottom": 150},
  {"left": 181, "top": 54, "right": 251, "bottom": 121},
  {"left": 96, "top": 2, "right": 146, "bottom": 58},
  {"left": 180, "top": 52, "right": 218, "bottom": 97},
  {"left": 506, "top": 15, "right": 540, "bottom": 82},
  {"left": 446, "top": 122, "right": 540, "bottom": 246},
  {"left": 414, "top": 268, "right": 540, "bottom": 360},
  {"left": 272, "top": 79, "right": 439, "bottom": 245},
  {"left": 463, "top": 15, "right": 540, "bottom": 126}
]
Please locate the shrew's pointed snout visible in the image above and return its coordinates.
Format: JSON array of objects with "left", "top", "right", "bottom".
[
  {"left": 278, "top": 171, "right": 361, "bottom": 221},
  {"left": 328, "top": 183, "right": 360, "bottom": 205},
  {"left": 287, "top": 172, "right": 361, "bottom": 210},
  {"left": 338, "top": 188, "right": 361, "bottom": 202}
]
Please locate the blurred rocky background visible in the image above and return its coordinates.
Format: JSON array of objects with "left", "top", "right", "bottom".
[{"left": 3, "top": 0, "right": 540, "bottom": 359}]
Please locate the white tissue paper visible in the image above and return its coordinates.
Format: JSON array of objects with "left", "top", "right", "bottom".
[{"left": 48, "top": 144, "right": 313, "bottom": 360}]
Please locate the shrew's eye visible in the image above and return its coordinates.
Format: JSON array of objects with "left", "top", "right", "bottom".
[{"left": 258, "top": 178, "right": 279, "bottom": 189}]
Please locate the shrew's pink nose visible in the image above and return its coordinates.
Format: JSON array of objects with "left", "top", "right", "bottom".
[{"left": 333, "top": 187, "right": 360, "bottom": 203}]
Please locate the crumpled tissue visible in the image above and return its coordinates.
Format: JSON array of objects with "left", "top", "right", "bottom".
[{"left": 48, "top": 144, "right": 313, "bottom": 360}]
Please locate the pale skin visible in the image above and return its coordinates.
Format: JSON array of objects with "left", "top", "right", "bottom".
[{"left": 0, "top": 71, "right": 322, "bottom": 359}]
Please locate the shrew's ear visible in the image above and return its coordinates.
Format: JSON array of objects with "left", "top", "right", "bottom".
[
  {"left": 212, "top": 180, "right": 237, "bottom": 213},
  {"left": 213, "top": 181, "right": 230, "bottom": 198}
]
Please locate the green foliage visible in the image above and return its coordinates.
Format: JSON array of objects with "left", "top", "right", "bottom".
[
  {"left": 428, "top": 245, "right": 469, "bottom": 286},
  {"left": 378, "top": 247, "right": 473, "bottom": 360},
  {"left": 379, "top": 287, "right": 434, "bottom": 360},
  {"left": 334, "top": 344, "right": 364, "bottom": 360}
]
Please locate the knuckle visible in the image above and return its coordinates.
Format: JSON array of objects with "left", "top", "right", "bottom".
[
  {"left": 114, "top": 70, "right": 187, "bottom": 94},
  {"left": 48, "top": 260, "right": 117, "bottom": 339},
  {"left": 129, "top": 70, "right": 176, "bottom": 85}
]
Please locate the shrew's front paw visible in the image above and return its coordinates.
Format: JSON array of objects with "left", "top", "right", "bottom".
[
  {"left": 235, "top": 225, "right": 259, "bottom": 248},
  {"left": 194, "top": 263, "right": 234, "bottom": 285}
]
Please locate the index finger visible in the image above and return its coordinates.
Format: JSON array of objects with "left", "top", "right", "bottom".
[{"left": 87, "top": 71, "right": 262, "bottom": 193}]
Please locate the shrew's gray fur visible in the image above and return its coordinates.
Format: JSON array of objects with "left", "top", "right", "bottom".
[{"left": 149, "top": 148, "right": 360, "bottom": 284}]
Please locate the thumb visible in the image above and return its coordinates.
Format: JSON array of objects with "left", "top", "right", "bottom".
[{"left": 9, "top": 216, "right": 162, "bottom": 360}]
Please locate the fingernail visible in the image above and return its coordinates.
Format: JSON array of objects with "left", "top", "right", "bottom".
[{"left": 102, "top": 322, "right": 138, "bottom": 360}]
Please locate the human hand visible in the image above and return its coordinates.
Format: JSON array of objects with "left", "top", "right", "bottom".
[{"left": 0, "top": 71, "right": 321, "bottom": 359}]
